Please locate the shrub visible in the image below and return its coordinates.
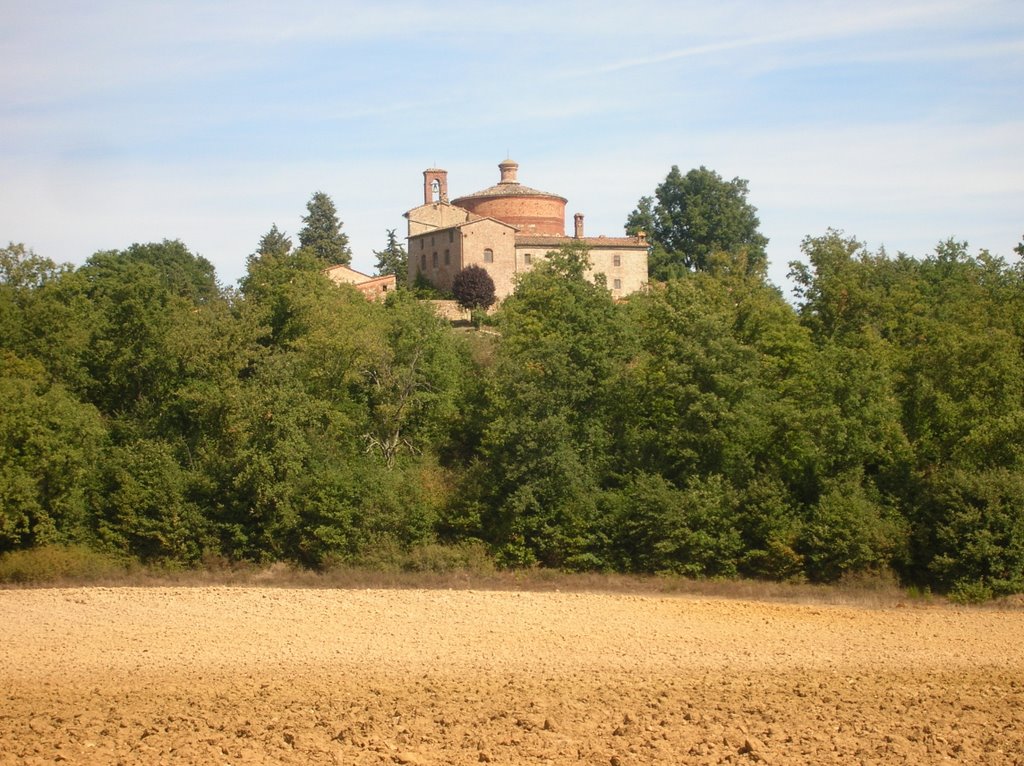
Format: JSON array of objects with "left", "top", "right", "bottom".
[
  {"left": 452, "top": 265, "right": 496, "bottom": 312},
  {"left": 0, "top": 544, "right": 128, "bottom": 584},
  {"left": 324, "top": 539, "right": 496, "bottom": 575},
  {"left": 402, "top": 540, "right": 495, "bottom": 574},
  {"left": 948, "top": 579, "right": 994, "bottom": 604}
]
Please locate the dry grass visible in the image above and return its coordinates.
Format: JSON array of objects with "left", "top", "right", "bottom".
[{"left": 5, "top": 543, "right": 1021, "bottom": 610}]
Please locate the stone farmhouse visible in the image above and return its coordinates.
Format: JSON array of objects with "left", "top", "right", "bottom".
[
  {"left": 324, "top": 263, "right": 396, "bottom": 300},
  {"left": 404, "top": 160, "right": 648, "bottom": 301}
]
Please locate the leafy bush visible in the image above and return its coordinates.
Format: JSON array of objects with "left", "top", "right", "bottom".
[
  {"left": 452, "top": 265, "right": 496, "bottom": 312},
  {"left": 402, "top": 540, "right": 495, "bottom": 574},
  {"left": 948, "top": 579, "right": 994, "bottom": 604},
  {"left": 410, "top": 272, "right": 450, "bottom": 299},
  {"left": 798, "top": 479, "right": 907, "bottom": 582},
  {"left": 605, "top": 473, "right": 743, "bottom": 577},
  {"left": 917, "top": 469, "right": 1024, "bottom": 597},
  {"left": 0, "top": 544, "right": 128, "bottom": 584},
  {"left": 325, "top": 539, "right": 495, "bottom": 575}
]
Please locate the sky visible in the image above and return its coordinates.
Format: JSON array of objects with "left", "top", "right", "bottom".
[{"left": 3, "top": 1, "right": 1023, "bottom": 294}]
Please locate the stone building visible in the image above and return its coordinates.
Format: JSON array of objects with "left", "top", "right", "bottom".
[
  {"left": 324, "top": 263, "right": 396, "bottom": 300},
  {"left": 404, "top": 160, "right": 648, "bottom": 301}
]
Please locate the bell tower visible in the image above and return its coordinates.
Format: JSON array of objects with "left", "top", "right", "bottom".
[{"left": 423, "top": 168, "right": 449, "bottom": 204}]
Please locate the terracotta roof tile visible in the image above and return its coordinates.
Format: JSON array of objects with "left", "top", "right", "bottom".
[
  {"left": 515, "top": 235, "right": 647, "bottom": 248},
  {"left": 452, "top": 183, "right": 566, "bottom": 203}
]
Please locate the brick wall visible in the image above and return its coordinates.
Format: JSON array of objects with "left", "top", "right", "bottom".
[{"left": 454, "top": 195, "right": 566, "bottom": 236}]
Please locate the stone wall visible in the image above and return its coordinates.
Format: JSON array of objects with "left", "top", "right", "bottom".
[
  {"left": 584, "top": 244, "right": 649, "bottom": 299},
  {"left": 425, "top": 300, "right": 471, "bottom": 322},
  {"left": 511, "top": 239, "right": 649, "bottom": 299},
  {"left": 459, "top": 219, "right": 518, "bottom": 298},
  {"left": 404, "top": 202, "right": 472, "bottom": 237},
  {"left": 410, "top": 225, "right": 467, "bottom": 292}
]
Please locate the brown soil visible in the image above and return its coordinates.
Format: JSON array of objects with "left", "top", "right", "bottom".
[{"left": 1, "top": 586, "right": 1022, "bottom": 765}]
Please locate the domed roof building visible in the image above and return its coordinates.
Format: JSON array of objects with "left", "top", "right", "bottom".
[
  {"left": 450, "top": 160, "right": 567, "bottom": 237},
  {"left": 404, "top": 160, "right": 647, "bottom": 301}
]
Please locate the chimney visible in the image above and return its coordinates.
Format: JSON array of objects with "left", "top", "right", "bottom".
[
  {"left": 574, "top": 212, "right": 585, "bottom": 239},
  {"left": 423, "top": 169, "right": 448, "bottom": 204},
  {"left": 498, "top": 159, "right": 519, "bottom": 184}
]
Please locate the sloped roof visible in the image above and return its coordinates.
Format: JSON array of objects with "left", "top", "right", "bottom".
[
  {"left": 453, "top": 182, "right": 567, "bottom": 202},
  {"left": 515, "top": 235, "right": 647, "bottom": 248},
  {"left": 453, "top": 161, "right": 566, "bottom": 203},
  {"left": 408, "top": 215, "right": 518, "bottom": 237},
  {"left": 324, "top": 263, "right": 372, "bottom": 283}
]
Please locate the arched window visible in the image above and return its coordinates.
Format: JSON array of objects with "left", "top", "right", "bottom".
[{"left": 484, "top": 248, "right": 494, "bottom": 263}]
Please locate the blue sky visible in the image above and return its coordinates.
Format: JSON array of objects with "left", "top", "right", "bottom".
[{"left": 3, "top": 1, "right": 1022, "bottom": 292}]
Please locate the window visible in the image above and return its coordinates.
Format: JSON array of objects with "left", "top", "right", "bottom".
[
  {"left": 420, "top": 253, "right": 426, "bottom": 269},
  {"left": 432, "top": 252, "right": 438, "bottom": 268},
  {"left": 613, "top": 254, "right": 621, "bottom": 267},
  {"left": 444, "top": 249, "right": 450, "bottom": 265},
  {"left": 431, "top": 235, "right": 435, "bottom": 246},
  {"left": 484, "top": 248, "right": 494, "bottom": 263},
  {"left": 613, "top": 278, "right": 622, "bottom": 290},
  {"left": 524, "top": 253, "right": 532, "bottom": 265},
  {"left": 448, "top": 230, "right": 454, "bottom": 243},
  {"left": 420, "top": 239, "right": 424, "bottom": 250}
]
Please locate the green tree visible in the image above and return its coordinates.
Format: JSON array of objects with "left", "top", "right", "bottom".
[
  {"left": 792, "top": 231, "right": 1024, "bottom": 594},
  {"left": 239, "top": 246, "right": 335, "bottom": 348},
  {"left": 87, "top": 240, "right": 219, "bottom": 304},
  {"left": 227, "top": 251, "right": 471, "bottom": 564},
  {"left": 0, "top": 352, "right": 106, "bottom": 551},
  {"left": 360, "top": 293, "right": 470, "bottom": 469},
  {"left": 916, "top": 468, "right": 1024, "bottom": 598},
  {"left": 0, "top": 242, "right": 65, "bottom": 291},
  {"left": 256, "top": 224, "right": 293, "bottom": 259},
  {"left": 476, "top": 243, "right": 625, "bottom": 568},
  {"left": 0, "top": 243, "right": 92, "bottom": 389},
  {"left": 627, "top": 166, "right": 768, "bottom": 278},
  {"left": 93, "top": 438, "right": 210, "bottom": 562},
  {"left": 797, "top": 476, "right": 907, "bottom": 582},
  {"left": 373, "top": 229, "right": 408, "bottom": 287},
  {"left": 76, "top": 243, "right": 231, "bottom": 418},
  {"left": 298, "top": 191, "right": 352, "bottom": 265},
  {"left": 602, "top": 472, "right": 743, "bottom": 577}
]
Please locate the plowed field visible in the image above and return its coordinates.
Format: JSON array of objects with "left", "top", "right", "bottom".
[{"left": 2, "top": 587, "right": 1022, "bottom": 764}]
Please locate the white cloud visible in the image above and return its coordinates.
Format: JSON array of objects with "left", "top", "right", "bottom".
[{"left": 557, "top": 0, "right": 994, "bottom": 78}]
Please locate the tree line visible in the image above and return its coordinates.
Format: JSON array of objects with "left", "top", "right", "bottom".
[{"left": 2, "top": 178, "right": 1023, "bottom": 600}]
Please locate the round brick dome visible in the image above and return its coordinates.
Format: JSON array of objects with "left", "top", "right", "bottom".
[{"left": 451, "top": 160, "right": 567, "bottom": 236}]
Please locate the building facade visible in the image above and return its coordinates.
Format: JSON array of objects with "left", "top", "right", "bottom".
[
  {"left": 324, "top": 263, "right": 396, "bottom": 300},
  {"left": 405, "top": 160, "right": 648, "bottom": 301}
]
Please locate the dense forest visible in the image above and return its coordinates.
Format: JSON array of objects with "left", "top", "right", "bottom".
[{"left": 3, "top": 178, "right": 1023, "bottom": 600}]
